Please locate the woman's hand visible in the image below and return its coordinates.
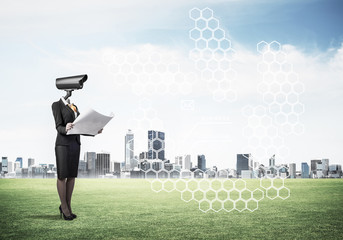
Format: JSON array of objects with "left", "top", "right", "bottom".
[
  {"left": 98, "top": 128, "right": 103, "bottom": 134},
  {"left": 66, "top": 123, "right": 74, "bottom": 132}
]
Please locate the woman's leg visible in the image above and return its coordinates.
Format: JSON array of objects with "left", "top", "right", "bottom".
[
  {"left": 57, "top": 178, "right": 71, "bottom": 216},
  {"left": 66, "top": 178, "right": 75, "bottom": 213}
]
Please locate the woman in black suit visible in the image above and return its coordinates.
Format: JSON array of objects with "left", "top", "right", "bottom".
[{"left": 52, "top": 97, "right": 81, "bottom": 220}]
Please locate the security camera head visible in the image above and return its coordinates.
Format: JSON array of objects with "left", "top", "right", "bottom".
[{"left": 56, "top": 74, "right": 88, "bottom": 90}]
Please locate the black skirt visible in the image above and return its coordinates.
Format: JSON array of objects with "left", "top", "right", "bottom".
[{"left": 55, "top": 141, "right": 80, "bottom": 179}]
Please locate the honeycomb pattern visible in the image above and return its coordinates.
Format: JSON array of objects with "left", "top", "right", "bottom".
[
  {"left": 126, "top": 99, "right": 165, "bottom": 153},
  {"left": 148, "top": 130, "right": 165, "bottom": 161},
  {"left": 144, "top": 166, "right": 265, "bottom": 213},
  {"left": 127, "top": 98, "right": 164, "bottom": 132},
  {"left": 241, "top": 41, "right": 305, "bottom": 168},
  {"left": 241, "top": 105, "right": 290, "bottom": 164},
  {"left": 119, "top": 9, "right": 295, "bottom": 213},
  {"left": 256, "top": 41, "right": 305, "bottom": 136},
  {"left": 103, "top": 46, "right": 197, "bottom": 96},
  {"left": 260, "top": 177, "right": 290, "bottom": 200},
  {"left": 189, "top": 7, "right": 237, "bottom": 102},
  {"left": 143, "top": 159, "right": 291, "bottom": 213},
  {"left": 250, "top": 158, "right": 291, "bottom": 200}
]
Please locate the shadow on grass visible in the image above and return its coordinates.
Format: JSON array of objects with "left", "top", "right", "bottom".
[{"left": 28, "top": 214, "right": 61, "bottom": 221}]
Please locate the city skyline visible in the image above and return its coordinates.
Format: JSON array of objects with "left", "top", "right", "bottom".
[
  {"left": 2, "top": 150, "right": 341, "bottom": 179},
  {"left": 2, "top": 124, "right": 342, "bottom": 172},
  {"left": 2, "top": 127, "right": 341, "bottom": 176},
  {"left": 0, "top": 1, "right": 342, "bottom": 170}
]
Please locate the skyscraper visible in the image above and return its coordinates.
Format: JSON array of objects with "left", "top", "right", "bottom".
[
  {"left": 15, "top": 157, "right": 23, "bottom": 168},
  {"left": 269, "top": 155, "right": 275, "bottom": 167},
  {"left": 28, "top": 158, "right": 35, "bottom": 168},
  {"left": 85, "top": 152, "right": 96, "bottom": 177},
  {"left": 96, "top": 153, "right": 110, "bottom": 176},
  {"left": 14, "top": 162, "right": 20, "bottom": 171},
  {"left": 7, "top": 161, "right": 13, "bottom": 173},
  {"left": 184, "top": 155, "right": 191, "bottom": 170},
  {"left": 237, "top": 154, "right": 251, "bottom": 177},
  {"left": 289, "top": 163, "right": 296, "bottom": 179},
  {"left": 310, "top": 159, "right": 321, "bottom": 176},
  {"left": 1, "top": 157, "right": 8, "bottom": 173},
  {"left": 321, "top": 159, "right": 329, "bottom": 177},
  {"left": 301, "top": 162, "right": 309, "bottom": 178},
  {"left": 125, "top": 129, "right": 134, "bottom": 170},
  {"left": 197, "top": 155, "right": 206, "bottom": 171},
  {"left": 148, "top": 130, "right": 165, "bottom": 160},
  {"left": 175, "top": 156, "right": 182, "bottom": 166}
]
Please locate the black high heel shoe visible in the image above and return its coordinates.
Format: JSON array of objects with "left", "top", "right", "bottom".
[
  {"left": 66, "top": 205, "right": 77, "bottom": 219},
  {"left": 59, "top": 205, "right": 73, "bottom": 221}
]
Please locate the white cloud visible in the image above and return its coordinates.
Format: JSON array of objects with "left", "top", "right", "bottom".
[
  {"left": 37, "top": 41, "right": 343, "bottom": 169},
  {"left": 1, "top": 0, "right": 343, "bottom": 168}
]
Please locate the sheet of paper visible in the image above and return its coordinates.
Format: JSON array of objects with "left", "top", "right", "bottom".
[{"left": 67, "top": 108, "right": 114, "bottom": 136}]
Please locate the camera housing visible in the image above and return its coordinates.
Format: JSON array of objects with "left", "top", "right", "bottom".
[
  {"left": 56, "top": 74, "right": 88, "bottom": 100},
  {"left": 56, "top": 74, "right": 88, "bottom": 90}
]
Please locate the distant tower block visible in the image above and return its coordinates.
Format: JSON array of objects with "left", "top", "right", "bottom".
[
  {"left": 289, "top": 163, "right": 296, "bottom": 179},
  {"left": 125, "top": 129, "right": 134, "bottom": 171},
  {"left": 28, "top": 158, "right": 35, "bottom": 168},
  {"left": 197, "top": 155, "right": 206, "bottom": 171},
  {"left": 184, "top": 155, "right": 191, "bottom": 170},
  {"left": 236, "top": 154, "right": 251, "bottom": 177},
  {"left": 269, "top": 154, "right": 275, "bottom": 167},
  {"left": 148, "top": 130, "right": 165, "bottom": 161}
]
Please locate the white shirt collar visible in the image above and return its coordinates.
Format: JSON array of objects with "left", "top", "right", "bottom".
[
  {"left": 61, "top": 97, "right": 69, "bottom": 105},
  {"left": 61, "top": 97, "right": 78, "bottom": 117}
]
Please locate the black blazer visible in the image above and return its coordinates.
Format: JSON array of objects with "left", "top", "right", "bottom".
[{"left": 52, "top": 99, "right": 81, "bottom": 146}]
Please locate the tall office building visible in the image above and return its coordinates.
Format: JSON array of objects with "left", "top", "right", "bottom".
[
  {"left": 85, "top": 152, "right": 96, "bottom": 177},
  {"left": 184, "top": 155, "right": 191, "bottom": 170},
  {"left": 237, "top": 154, "right": 251, "bottom": 177},
  {"left": 1, "top": 157, "right": 8, "bottom": 173},
  {"left": 28, "top": 158, "right": 35, "bottom": 168},
  {"left": 175, "top": 156, "right": 183, "bottom": 167},
  {"left": 321, "top": 159, "right": 329, "bottom": 177},
  {"left": 96, "top": 153, "right": 110, "bottom": 176},
  {"left": 15, "top": 157, "right": 23, "bottom": 168},
  {"left": 310, "top": 159, "right": 321, "bottom": 177},
  {"left": 14, "top": 162, "right": 20, "bottom": 171},
  {"left": 125, "top": 129, "right": 134, "bottom": 170},
  {"left": 289, "top": 163, "right": 296, "bottom": 179},
  {"left": 112, "top": 162, "right": 121, "bottom": 178},
  {"left": 316, "top": 163, "right": 324, "bottom": 178},
  {"left": 197, "top": 155, "right": 206, "bottom": 171},
  {"left": 269, "top": 155, "right": 275, "bottom": 167},
  {"left": 7, "top": 161, "right": 13, "bottom": 173},
  {"left": 301, "top": 162, "right": 309, "bottom": 178},
  {"left": 148, "top": 130, "right": 165, "bottom": 160}
]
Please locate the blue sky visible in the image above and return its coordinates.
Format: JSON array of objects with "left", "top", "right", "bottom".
[
  {"left": 215, "top": 0, "right": 343, "bottom": 51},
  {"left": 0, "top": 0, "right": 342, "bottom": 170},
  {"left": 3, "top": 0, "right": 342, "bottom": 51}
]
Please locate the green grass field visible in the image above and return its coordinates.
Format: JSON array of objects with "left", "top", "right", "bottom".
[{"left": 0, "top": 178, "right": 342, "bottom": 240}]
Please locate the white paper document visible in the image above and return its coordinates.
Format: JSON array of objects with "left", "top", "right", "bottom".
[{"left": 67, "top": 108, "right": 114, "bottom": 136}]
